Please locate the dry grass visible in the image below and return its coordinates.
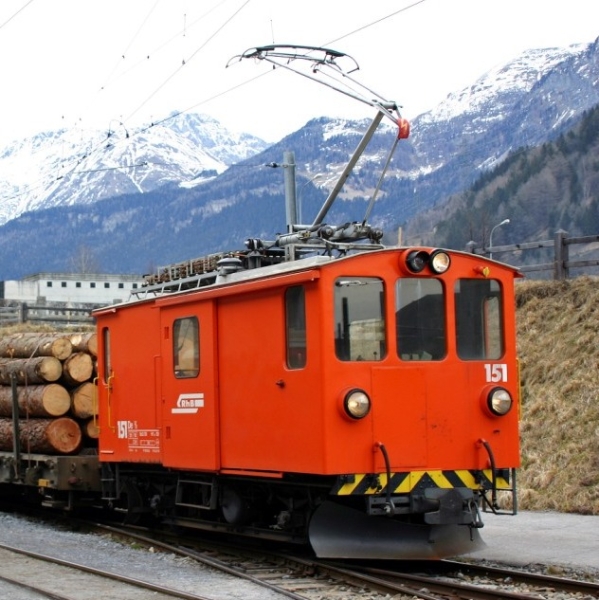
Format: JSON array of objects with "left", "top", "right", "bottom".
[
  {"left": 0, "top": 323, "right": 94, "bottom": 334},
  {"left": 516, "top": 276, "right": 599, "bottom": 514}
]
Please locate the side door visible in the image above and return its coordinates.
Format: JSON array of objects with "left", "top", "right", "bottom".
[{"left": 160, "top": 300, "right": 219, "bottom": 471}]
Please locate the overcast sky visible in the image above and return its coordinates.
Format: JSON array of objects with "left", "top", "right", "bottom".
[{"left": 1, "top": 0, "right": 598, "bottom": 146}]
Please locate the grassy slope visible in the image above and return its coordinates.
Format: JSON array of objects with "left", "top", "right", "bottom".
[{"left": 516, "top": 277, "right": 599, "bottom": 514}]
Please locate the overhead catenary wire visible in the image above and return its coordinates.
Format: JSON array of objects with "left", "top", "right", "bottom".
[
  {"left": 322, "top": 0, "right": 427, "bottom": 47},
  {"left": 0, "top": 0, "right": 430, "bottom": 212},
  {"left": 99, "top": 0, "right": 161, "bottom": 93},
  {"left": 98, "top": 0, "right": 229, "bottom": 95},
  {"left": 0, "top": 0, "right": 34, "bottom": 32},
  {"left": 82, "top": 0, "right": 427, "bottom": 143},
  {"left": 124, "top": 0, "right": 252, "bottom": 124},
  {"left": 0, "top": 2, "right": 250, "bottom": 209}
]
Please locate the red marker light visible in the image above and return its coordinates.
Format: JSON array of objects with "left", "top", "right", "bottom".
[{"left": 397, "top": 118, "right": 410, "bottom": 139}]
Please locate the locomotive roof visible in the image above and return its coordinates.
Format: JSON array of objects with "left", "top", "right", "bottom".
[
  {"left": 92, "top": 245, "right": 522, "bottom": 317},
  {"left": 93, "top": 252, "right": 337, "bottom": 314}
]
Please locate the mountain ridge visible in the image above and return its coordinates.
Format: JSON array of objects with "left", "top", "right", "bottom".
[
  {"left": 0, "top": 112, "right": 269, "bottom": 227},
  {"left": 0, "top": 38, "right": 598, "bottom": 279}
]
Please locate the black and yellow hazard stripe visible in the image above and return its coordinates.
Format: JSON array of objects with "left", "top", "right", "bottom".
[{"left": 331, "top": 469, "right": 511, "bottom": 496}]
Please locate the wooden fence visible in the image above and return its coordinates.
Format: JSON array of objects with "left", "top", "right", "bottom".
[
  {"left": 471, "top": 230, "right": 599, "bottom": 280},
  {"left": 0, "top": 303, "right": 94, "bottom": 327}
]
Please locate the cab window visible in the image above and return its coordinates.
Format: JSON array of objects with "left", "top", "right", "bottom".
[
  {"left": 286, "top": 286, "right": 307, "bottom": 369},
  {"left": 455, "top": 279, "right": 504, "bottom": 360},
  {"left": 334, "top": 277, "right": 386, "bottom": 361},
  {"left": 173, "top": 317, "right": 199, "bottom": 377},
  {"left": 396, "top": 278, "right": 446, "bottom": 361},
  {"left": 102, "top": 326, "right": 111, "bottom": 383}
]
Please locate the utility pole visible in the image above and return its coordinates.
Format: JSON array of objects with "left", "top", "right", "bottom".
[{"left": 283, "top": 151, "right": 297, "bottom": 233}]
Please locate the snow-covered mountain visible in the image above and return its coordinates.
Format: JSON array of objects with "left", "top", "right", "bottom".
[
  {"left": 403, "top": 39, "right": 599, "bottom": 187},
  {"left": 0, "top": 112, "right": 268, "bottom": 226},
  {"left": 424, "top": 45, "right": 587, "bottom": 124}
]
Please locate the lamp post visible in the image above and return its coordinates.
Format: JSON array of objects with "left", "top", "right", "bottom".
[{"left": 489, "top": 218, "right": 510, "bottom": 259}]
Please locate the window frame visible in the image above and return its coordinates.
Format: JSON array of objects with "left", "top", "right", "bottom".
[
  {"left": 454, "top": 278, "right": 505, "bottom": 360},
  {"left": 334, "top": 276, "right": 387, "bottom": 362},
  {"left": 102, "top": 327, "right": 111, "bottom": 383},
  {"left": 285, "top": 285, "right": 307, "bottom": 369},
  {"left": 173, "top": 316, "right": 200, "bottom": 378},
  {"left": 395, "top": 277, "right": 447, "bottom": 361}
]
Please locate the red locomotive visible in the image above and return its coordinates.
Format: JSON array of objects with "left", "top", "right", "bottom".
[
  {"left": 93, "top": 238, "right": 520, "bottom": 559},
  {"left": 0, "top": 45, "right": 521, "bottom": 559}
]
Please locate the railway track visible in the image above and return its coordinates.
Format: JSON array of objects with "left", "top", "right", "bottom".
[
  {"left": 443, "top": 559, "right": 599, "bottom": 595},
  {"left": 344, "top": 559, "right": 599, "bottom": 600},
  {"left": 94, "top": 523, "right": 394, "bottom": 600},
  {"left": 0, "top": 541, "right": 212, "bottom": 600},
  {"left": 95, "top": 522, "right": 599, "bottom": 600},
  {"left": 1, "top": 511, "right": 597, "bottom": 600}
]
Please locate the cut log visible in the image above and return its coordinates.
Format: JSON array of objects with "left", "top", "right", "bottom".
[
  {"left": 68, "top": 332, "right": 97, "bottom": 357},
  {"left": 82, "top": 418, "right": 99, "bottom": 439},
  {"left": 62, "top": 352, "right": 93, "bottom": 386},
  {"left": 0, "top": 417, "right": 82, "bottom": 454},
  {"left": 0, "top": 332, "right": 73, "bottom": 361},
  {"left": 0, "top": 384, "right": 71, "bottom": 418},
  {"left": 0, "top": 356, "right": 63, "bottom": 385},
  {"left": 70, "top": 382, "right": 97, "bottom": 419}
]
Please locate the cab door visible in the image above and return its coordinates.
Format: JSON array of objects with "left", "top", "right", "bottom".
[{"left": 160, "top": 300, "right": 219, "bottom": 471}]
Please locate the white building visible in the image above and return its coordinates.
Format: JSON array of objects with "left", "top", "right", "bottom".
[{"left": 0, "top": 272, "right": 143, "bottom": 306}]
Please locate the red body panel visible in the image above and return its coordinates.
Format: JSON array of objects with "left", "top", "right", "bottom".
[
  {"left": 160, "top": 301, "right": 220, "bottom": 470},
  {"left": 97, "top": 304, "right": 162, "bottom": 463},
  {"left": 217, "top": 286, "right": 325, "bottom": 473},
  {"left": 95, "top": 248, "right": 520, "bottom": 478}
]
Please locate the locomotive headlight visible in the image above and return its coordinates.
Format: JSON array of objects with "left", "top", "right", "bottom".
[
  {"left": 430, "top": 250, "right": 451, "bottom": 274},
  {"left": 401, "top": 249, "right": 451, "bottom": 275},
  {"left": 406, "top": 250, "right": 429, "bottom": 273},
  {"left": 343, "top": 389, "right": 371, "bottom": 419},
  {"left": 487, "top": 387, "right": 513, "bottom": 416}
]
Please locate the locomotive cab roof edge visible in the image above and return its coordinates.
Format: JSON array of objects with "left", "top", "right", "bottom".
[{"left": 92, "top": 245, "right": 523, "bottom": 317}]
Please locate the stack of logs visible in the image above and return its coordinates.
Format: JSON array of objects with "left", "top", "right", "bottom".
[{"left": 0, "top": 332, "right": 98, "bottom": 455}]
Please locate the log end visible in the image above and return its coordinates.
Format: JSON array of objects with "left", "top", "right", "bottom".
[
  {"left": 39, "top": 357, "right": 64, "bottom": 383},
  {"left": 47, "top": 417, "right": 83, "bottom": 454},
  {"left": 83, "top": 418, "right": 100, "bottom": 439},
  {"left": 70, "top": 381, "right": 98, "bottom": 419},
  {"left": 69, "top": 332, "right": 98, "bottom": 357},
  {"left": 43, "top": 384, "right": 72, "bottom": 417},
  {"left": 62, "top": 352, "right": 93, "bottom": 385},
  {"left": 87, "top": 333, "right": 98, "bottom": 357},
  {"left": 53, "top": 338, "right": 73, "bottom": 361}
]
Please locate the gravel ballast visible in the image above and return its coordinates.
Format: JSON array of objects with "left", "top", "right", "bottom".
[{"left": 0, "top": 512, "right": 283, "bottom": 599}]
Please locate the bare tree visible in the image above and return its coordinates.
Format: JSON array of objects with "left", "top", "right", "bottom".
[{"left": 68, "top": 245, "right": 101, "bottom": 274}]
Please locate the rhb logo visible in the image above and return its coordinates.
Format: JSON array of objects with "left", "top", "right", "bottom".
[{"left": 172, "top": 393, "right": 204, "bottom": 414}]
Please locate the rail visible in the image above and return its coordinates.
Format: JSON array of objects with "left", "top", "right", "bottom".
[{"left": 471, "top": 229, "right": 599, "bottom": 280}]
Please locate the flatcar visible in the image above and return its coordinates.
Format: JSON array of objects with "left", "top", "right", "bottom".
[{"left": 0, "top": 45, "right": 521, "bottom": 559}]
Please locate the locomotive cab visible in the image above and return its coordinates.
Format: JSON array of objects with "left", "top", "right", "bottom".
[{"left": 308, "top": 247, "right": 520, "bottom": 557}]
